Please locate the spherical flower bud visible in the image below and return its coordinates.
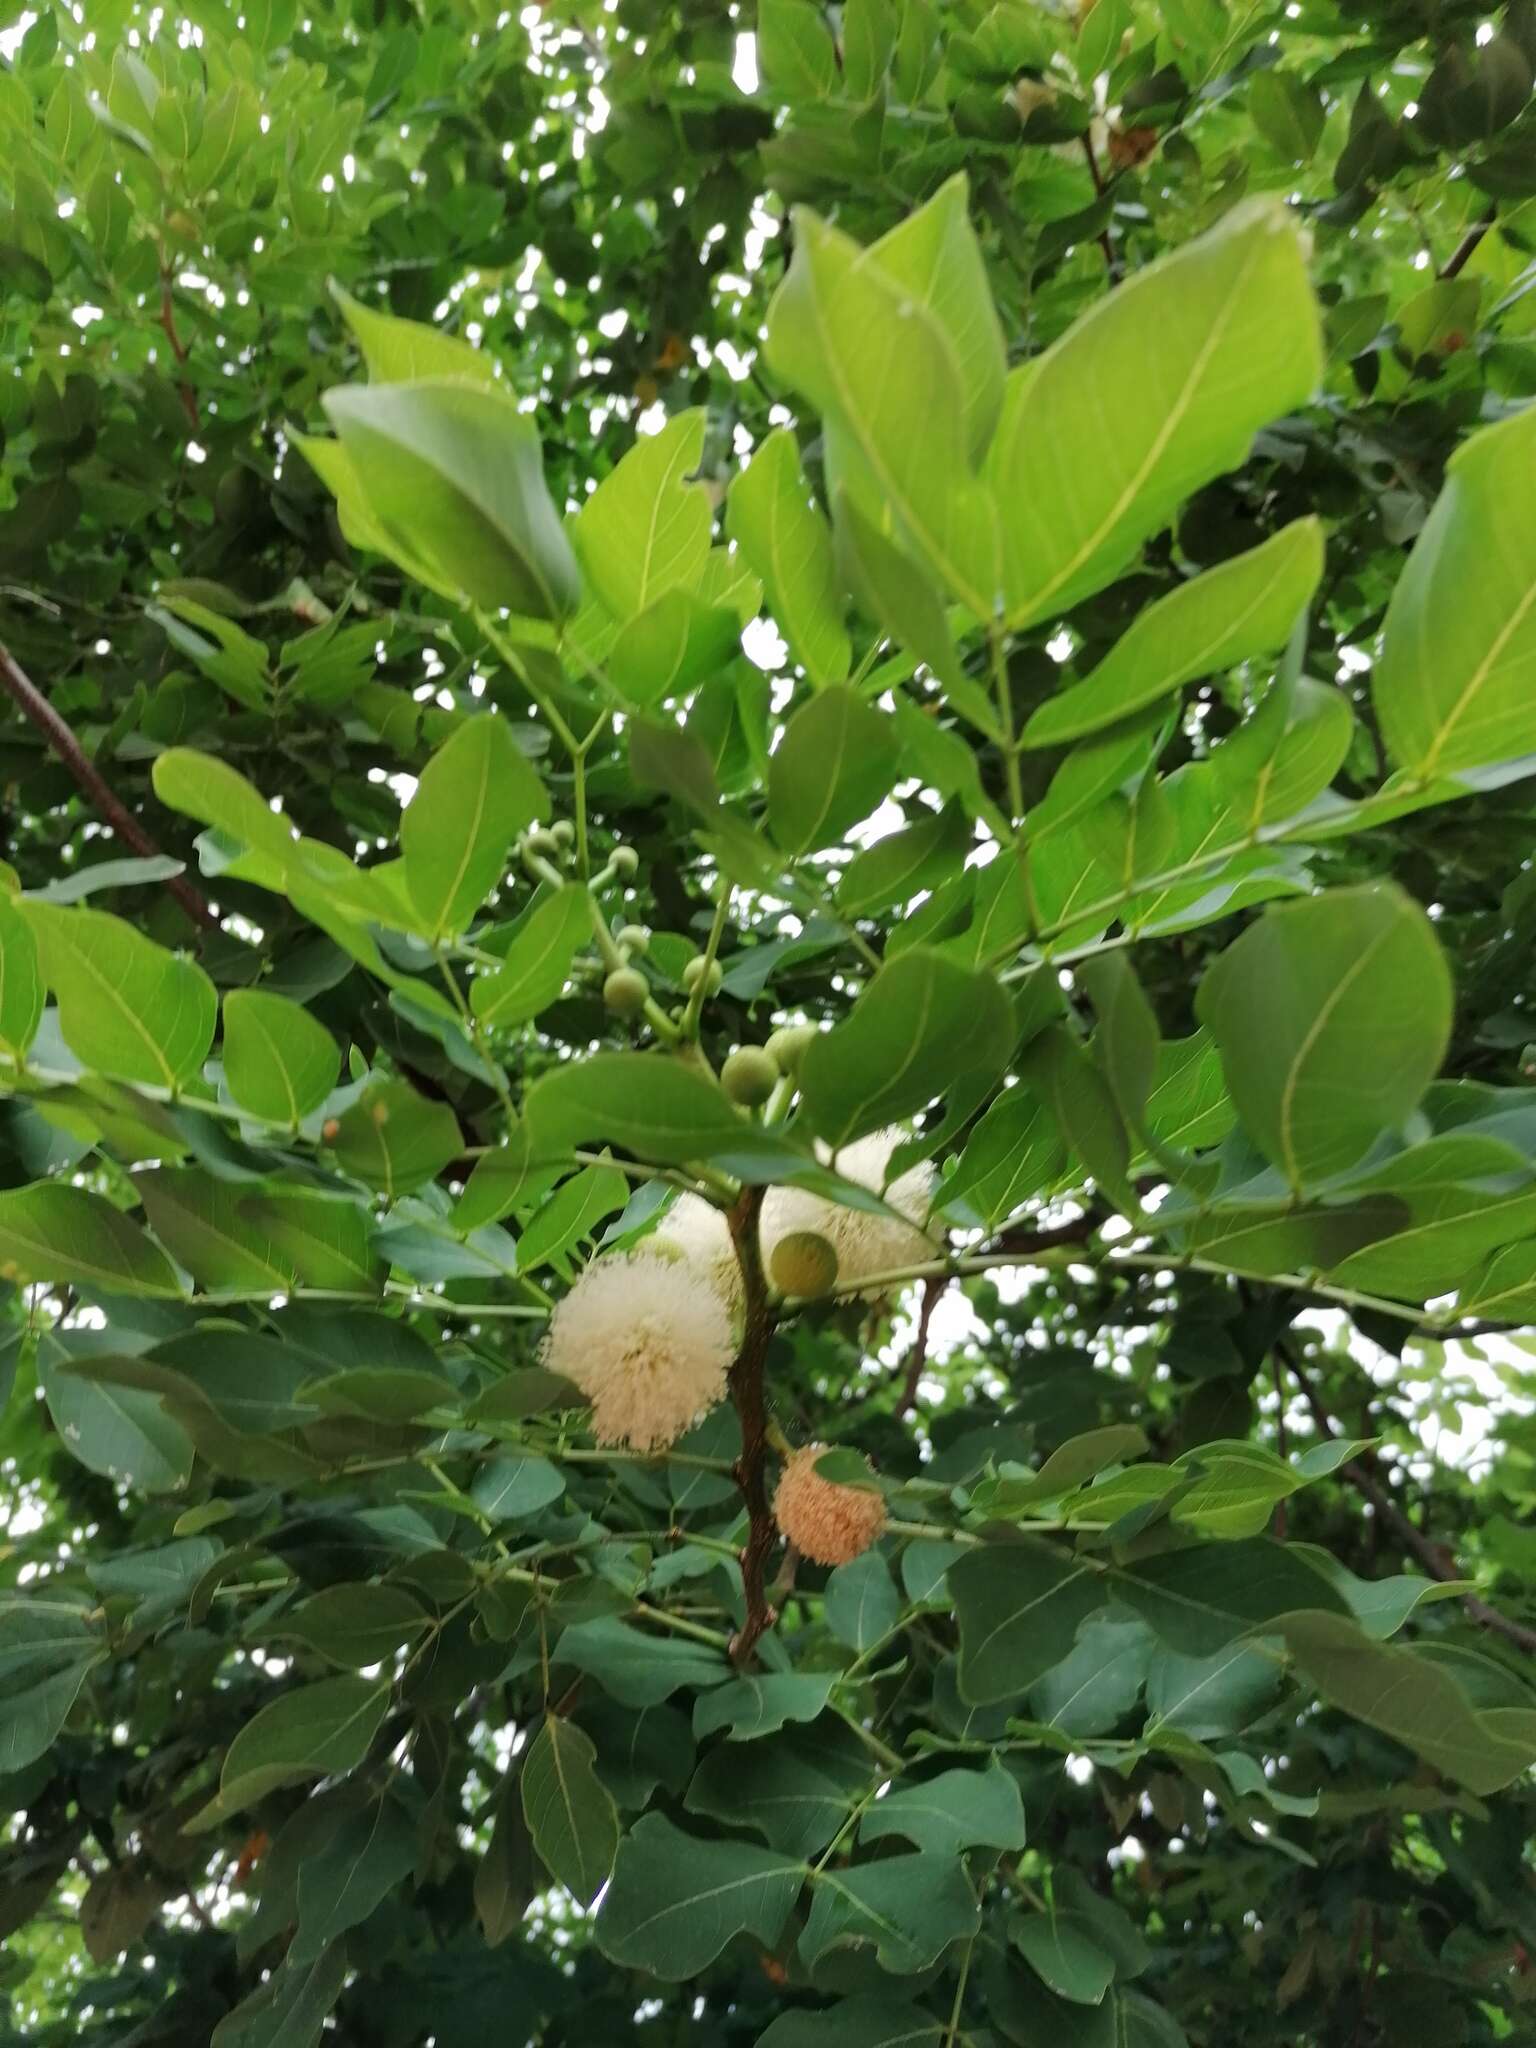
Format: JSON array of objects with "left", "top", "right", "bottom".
[
  {"left": 722, "top": 1046, "right": 778, "bottom": 1107},
  {"left": 682, "top": 955, "right": 723, "bottom": 997},
  {"left": 617, "top": 924, "right": 650, "bottom": 954},
  {"left": 543, "top": 1248, "right": 734, "bottom": 1451},
  {"left": 765, "top": 1023, "right": 818, "bottom": 1077},
  {"left": 769, "top": 1229, "right": 838, "bottom": 1299},
  {"left": 610, "top": 846, "right": 639, "bottom": 878},
  {"left": 524, "top": 826, "right": 561, "bottom": 858},
  {"left": 774, "top": 1444, "right": 886, "bottom": 1565},
  {"left": 603, "top": 967, "right": 649, "bottom": 1017},
  {"left": 761, "top": 1126, "right": 936, "bottom": 1298},
  {"left": 550, "top": 820, "right": 576, "bottom": 846}
]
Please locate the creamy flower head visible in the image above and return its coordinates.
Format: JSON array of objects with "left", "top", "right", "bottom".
[
  {"left": 655, "top": 1191, "right": 743, "bottom": 1314},
  {"left": 774, "top": 1444, "right": 887, "bottom": 1565},
  {"left": 543, "top": 1248, "right": 734, "bottom": 1451},
  {"left": 762, "top": 1126, "right": 936, "bottom": 1295}
]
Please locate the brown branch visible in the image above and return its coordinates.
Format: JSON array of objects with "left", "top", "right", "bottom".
[
  {"left": 1079, "top": 133, "right": 1121, "bottom": 283},
  {"left": 1282, "top": 1340, "right": 1536, "bottom": 1658},
  {"left": 990, "top": 1208, "right": 1102, "bottom": 1258},
  {"left": 0, "top": 642, "right": 219, "bottom": 932},
  {"left": 1439, "top": 206, "right": 1495, "bottom": 282},
  {"left": 899, "top": 1275, "right": 945, "bottom": 1414},
  {"left": 158, "top": 262, "right": 200, "bottom": 432},
  {"left": 725, "top": 1184, "right": 779, "bottom": 1667}
]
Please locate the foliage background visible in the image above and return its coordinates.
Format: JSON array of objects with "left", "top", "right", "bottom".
[{"left": 3, "top": 0, "right": 1536, "bottom": 2043}]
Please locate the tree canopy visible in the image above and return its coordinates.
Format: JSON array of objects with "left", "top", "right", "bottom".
[{"left": 3, "top": 0, "right": 1536, "bottom": 2042}]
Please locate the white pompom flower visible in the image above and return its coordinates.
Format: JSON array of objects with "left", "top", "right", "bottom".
[
  {"left": 542, "top": 1248, "right": 735, "bottom": 1451},
  {"left": 761, "top": 1126, "right": 936, "bottom": 1297},
  {"left": 654, "top": 1191, "right": 744, "bottom": 1315}
]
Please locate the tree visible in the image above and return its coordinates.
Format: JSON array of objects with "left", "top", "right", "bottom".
[{"left": 3, "top": 0, "right": 1536, "bottom": 2040}]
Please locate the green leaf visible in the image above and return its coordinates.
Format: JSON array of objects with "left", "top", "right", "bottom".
[
  {"left": 23, "top": 903, "right": 216, "bottom": 1090},
  {"left": 525, "top": 1053, "right": 749, "bottom": 1164},
  {"left": 1021, "top": 520, "right": 1324, "bottom": 748},
  {"left": 0, "top": 1596, "right": 106, "bottom": 1773},
  {"left": 1014, "top": 1906, "right": 1116, "bottom": 2005},
  {"left": 950, "top": 1539, "right": 1108, "bottom": 1704},
  {"left": 857, "top": 1762, "right": 1026, "bottom": 1855},
  {"left": 758, "top": 1997, "right": 945, "bottom": 2048},
  {"left": 726, "top": 428, "right": 849, "bottom": 686},
  {"left": 1144, "top": 1640, "right": 1282, "bottom": 1739},
  {"left": 0, "top": 1183, "right": 182, "bottom": 1297},
  {"left": 291, "top": 1792, "right": 416, "bottom": 1963},
  {"left": 401, "top": 713, "right": 547, "bottom": 938},
  {"left": 1248, "top": 70, "right": 1326, "bottom": 162},
  {"left": 470, "top": 1453, "right": 567, "bottom": 1520},
  {"left": 278, "top": 1585, "right": 430, "bottom": 1669},
  {"left": 513, "top": 1161, "right": 628, "bottom": 1272},
  {"left": 596, "top": 1813, "right": 802, "bottom": 1978},
  {"left": 330, "top": 282, "right": 499, "bottom": 386},
  {"left": 1278, "top": 1610, "right": 1536, "bottom": 1794},
  {"left": 765, "top": 196, "right": 998, "bottom": 617},
  {"left": 801, "top": 949, "right": 1015, "bottom": 1147},
  {"left": 39, "top": 1342, "right": 193, "bottom": 1491},
  {"left": 606, "top": 590, "right": 743, "bottom": 708},
  {"left": 210, "top": 1943, "right": 347, "bottom": 2048},
  {"left": 521, "top": 1715, "right": 621, "bottom": 1908},
  {"left": 188, "top": 1675, "right": 390, "bottom": 1831},
  {"left": 824, "top": 1549, "right": 901, "bottom": 1651},
  {"left": 1195, "top": 882, "right": 1452, "bottom": 1189},
  {"left": 769, "top": 685, "right": 900, "bottom": 854},
  {"left": 555, "top": 1615, "right": 731, "bottom": 1705},
  {"left": 685, "top": 1724, "right": 870, "bottom": 1858},
  {"left": 800, "top": 1850, "right": 980, "bottom": 1973},
  {"left": 221, "top": 990, "right": 340, "bottom": 1126},
  {"left": 150, "top": 748, "right": 300, "bottom": 867},
  {"left": 133, "top": 1167, "right": 296, "bottom": 1293},
  {"left": 471, "top": 886, "right": 589, "bottom": 1029},
  {"left": 572, "top": 409, "right": 713, "bottom": 624},
  {"left": 976, "top": 1426, "right": 1149, "bottom": 1514},
  {"left": 943, "top": 1084, "right": 1066, "bottom": 1228},
  {"left": 694, "top": 1672, "right": 836, "bottom": 1741},
  {"left": 328, "top": 1080, "right": 463, "bottom": 1197},
  {"left": 1114, "top": 1539, "right": 1349, "bottom": 1657},
  {"left": 320, "top": 379, "right": 581, "bottom": 620},
  {"left": 839, "top": 806, "right": 971, "bottom": 918},
  {"left": 0, "top": 892, "right": 43, "bottom": 1061},
  {"left": 1373, "top": 393, "right": 1536, "bottom": 779},
  {"left": 984, "top": 199, "right": 1321, "bottom": 628},
  {"left": 757, "top": 0, "right": 840, "bottom": 97},
  {"left": 1030, "top": 1615, "right": 1154, "bottom": 1738}
]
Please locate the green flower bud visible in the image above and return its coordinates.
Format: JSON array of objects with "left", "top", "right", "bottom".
[
  {"left": 603, "top": 967, "right": 650, "bottom": 1017},
  {"left": 610, "top": 846, "right": 639, "bottom": 878},
  {"left": 722, "top": 1045, "right": 778, "bottom": 1107},
  {"left": 617, "top": 924, "right": 651, "bottom": 954},
  {"left": 765, "top": 1023, "right": 818, "bottom": 1077},
  {"left": 549, "top": 819, "right": 576, "bottom": 846},
  {"left": 682, "top": 955, "right": 723, "bottom": 997},
  {"left": 769, "top": 1230, "right": 839, "bottom": 1299}
]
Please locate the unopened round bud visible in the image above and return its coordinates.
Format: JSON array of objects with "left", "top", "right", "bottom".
[
  {"left": 617, "top": 924, "right": 650, "bottom": 954},
  {"left": 682, "top": 956, "right": 723, "bottom": 997},
  {"left": 722, "top": 1046, "right": 778, "bottom": 1107},
  {"left": 610, "top": 846, "right": 639, "bottom": 878},
  {"left": 603, "top": 967, "right": 649, "bottom": 1017},
  {"left": 549, "top": 819, "right": 576, "bottom": 846},
  {"left": 765, "top": 1024, "right": 818, "bottom": 1077},
  {"left": 769, "top": 1229, "right": 839, "bottom": 1299},
  {"left": 524, "top": 826, "right": 561, "bottom": 858}
]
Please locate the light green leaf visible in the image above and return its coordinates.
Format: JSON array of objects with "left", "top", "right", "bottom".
[
  {"left": 0, "top": 1183, "right": 182, "bottom": 1297},
  {"left": 726, "top": 428, "right": 849, "bottom": 686},
  {"left": 1022, "top": 520, "right": 1324, "bottom": 748},
  {"left": 331, "top": 281, "right": 499, "bottom": 385},
  {"left": 943, "top": 1084, "right": 1066, "bottom": 1229},
  {"left": 572, "top": 409, "right": 713, "bottom": 624},
  {"left": 839, "top": 806, "right": 971, "bottom": 918},
  {"left": 985, "top": 200, "right": 1321, "bottom": 628},
  {"left": 1373, "top": 403, "right": 1536, "bottom": 780},
  {"left": 524, "top": 1053, "right": 749, "bottom": 1165},
  {"left": 401, "top": 713, "right": 546, "bottom": 937},
  {"left": 857, "top": 1762, "right": 1026, "bottom": 1855},
  {"left": 824, "top": 1549, "right": 901, "bottom": 1652},
  {"left": 187, "top": 1675, "right": 391, "bottom": 1831},
  {"left": 23, "top": 903, "right": 216, "bottom": 1090},
  {"left": 801, "top": 949, "right": 1014, "bottom": 1147},
  {"left": 134, "top": 1167, "right": 296, "bottom": 1293},
  {"left": 596, "top": 1813, "right": 801, "bottom": 1978},
  {"left": 328, "top": 1080, "right": 463, "bottom": 1198},
  {"left": 521, "top": 1715, "right": 621, "bottom": 1908},
  {"left": 757, "top": 0, "right": 840, "bottom": 97},
  {"left": 151, "top": 748, "right": 299, "bottom": 867},
  {"left": 471, "top": 885, "right": 590, "bottom": 1029},
  {"left": 0, "top": 893, "right": 43, "bottom": 1061},
  {"left": 515, "top": 1162, "right": 628, "bottom": 1271},
  {"left": 606, "top": 589, "right": 742, "bottom": 707},
  {"left": 320, "top": 378, "right": 581, "bottom": 620},
  {"left": 950, "top": 1540, "right": 1108, "bottom": 1704},
  {"left": 471, "top": 1454, "right": 567, "bottom": 1520},
  {"left": 769, "top": 685, "right": 900, "bottom": 855},
  {"left": 221, "top": 990, "right": 339, "bottom": 1127},
  {"left": 800, "top": 1850, "right": 980, "bottom": 1973},
  {"left": 1195, "top": 882, "right": 1452, "bottom": 1189},
  {"left": 976, "top": 1426, "right": 1149, "bottom": 1515}
]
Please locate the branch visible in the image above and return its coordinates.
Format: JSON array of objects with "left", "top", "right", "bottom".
[
  {"left": 1079, "top": 133, "right": 1121, "bottom": 283},
  {"left": 1439, "top": 206, "right": 1495, "bottom": 282},
  {"left": 1282, "top": 1340, "right": 1536, "bottom": 1658},
  {"left": 899, "top": 1275, "right": 945, "bottom": 1414},
  {"left": 0, "top": 642, "right": 219, "bottom": 931},
  {"left": 725, "top": 1184, "right": 779, "bottom": 1667},
  {"left": 158, "top": 261, "right": 200, "bottom": 432}
]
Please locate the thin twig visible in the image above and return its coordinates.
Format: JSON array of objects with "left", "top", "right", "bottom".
[
  {"left": 1439, "top": 206, "right": 1495, "bottom": 282},
  {"left": 158, "top": 260, "right": 199, "bottom": 431},
  {"left": 0, "top": 641, "right": 219, "bottom": 930},
  {"left": 724, "top": 1184, "right": 779, "bottom": 1666},
  {"left": 1282, "top": 1339, "right": 1536, "bottom": 1657},
  {"left": 1080, "top": 133, "right": 1121, "bottom": 282},
  {"left": 899, "top": 1275, "right": 945, "bottom": 1413}
]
